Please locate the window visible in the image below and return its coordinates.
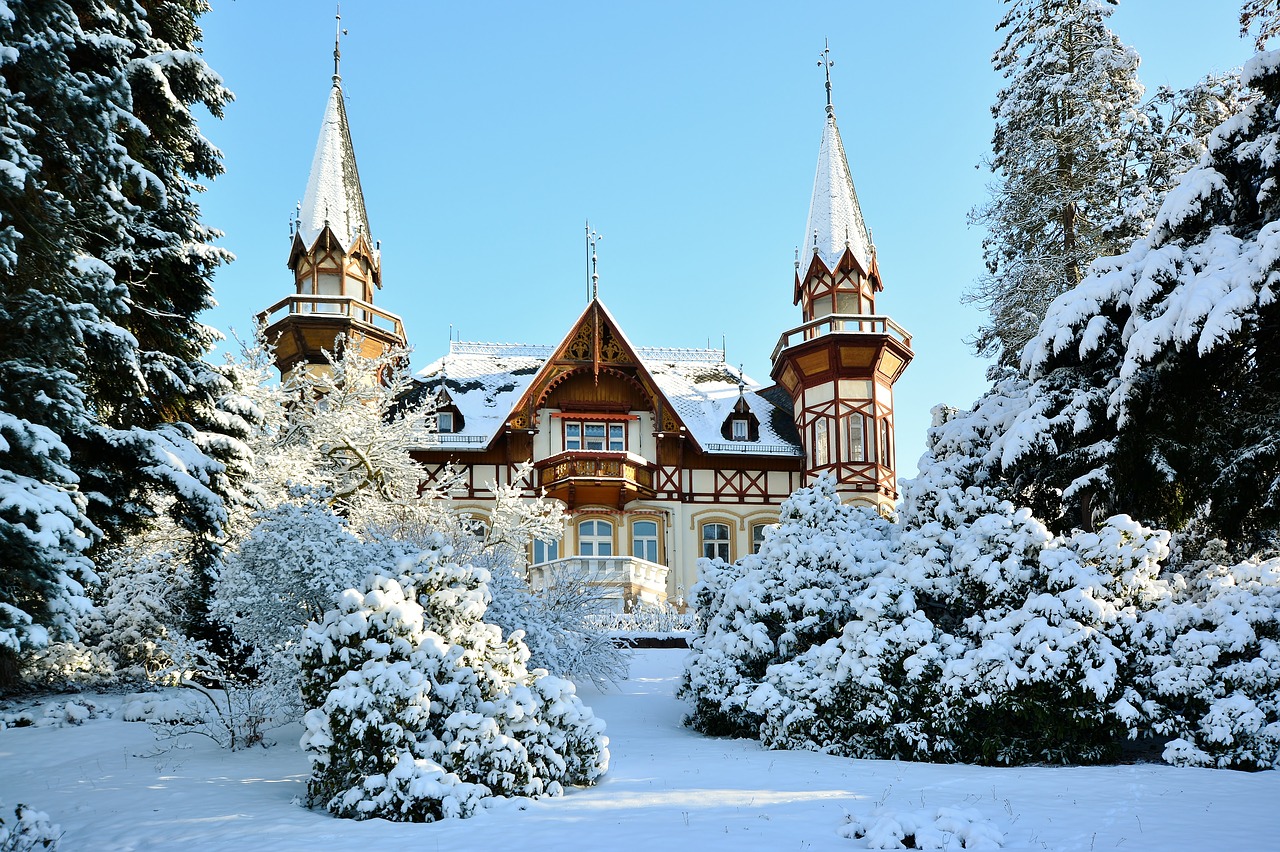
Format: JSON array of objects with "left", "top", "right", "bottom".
[
  {"left": 751, "top": 523, "right": 770, "bottom": 554},
  {"left": 846, "top": 414, "right": 865, "bottom": 462},
  {"left": 578, "top": 519, "right": 613, "bottom": 556},
  {"left": 813, "top": 418, "right": 830, "bottom": 467},
  {"left": 631, "top": 520, "right": 659, "bottom": 563},
  {"left": 880, "top": 417, "right": 893, "bottom": 468},
  {"left": 532, "top": 538, "right": 559, "bottom": 564},
  {"left": 316, "top": 272, "right": 343, "bottom": 312},
  {"left": 701, "top": 522, "right": 730, "bottom": 561},
  {"left": 732, "top": 418, "right": 748, "bottom": 440},
  {"left": 565, "top": 420, "right": 625, "bottom": 451},
  {"left": 836, "top": 291, "right": 859, "bottom": 315},
  {"left": 437, "top": 411, "right": 454, "bottom": 433}
]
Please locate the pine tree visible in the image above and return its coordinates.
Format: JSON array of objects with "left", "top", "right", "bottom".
[
  {"left": 968, "top": 0, "right": 1146, "bottom": 368},
  {"left": 0, "top": 1, "right": 242, "bottom": 683},
  {"left": 1016, "top": 41, "right": 1280, "bottom": 545}
]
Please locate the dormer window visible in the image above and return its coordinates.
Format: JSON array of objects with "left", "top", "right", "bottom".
[
  {"left": 720, "top": 394, "right": 760, "bottom": 442},
  {"left": 437, "top": 411, "right": 455, "bottom": 433},
  {"left": 731, "top": 418, "right": 749, "bottom": 440}
]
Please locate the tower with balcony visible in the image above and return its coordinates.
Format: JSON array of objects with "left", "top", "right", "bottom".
[
  {"left": 769, "top": 54, "right": 913, "bottom": 511},
  {"left": 258, "top": 34, "right": 406, "bottom": 376}
]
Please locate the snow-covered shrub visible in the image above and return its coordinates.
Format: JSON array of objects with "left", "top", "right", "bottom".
[
  {"left": 299, "top": 537, "right": 609, "bottom": 821},
  {"left": 212, "top": 487, "right": 370, "bottom": 710},
  {"left": 153, "top": 636, "right": 292, "bottom": 750},
  {"left": 79, "top": 544, "right": 190, "bottom": 680},
  {"left": 840, "top": 806, "right": 1004, "bottom": 850},
  {"left": 0, "top": 801, "right": 60, "bottom": 852},
  {"left": 680, "top": 474, "right": 896, "bottom": 738},
  {"left": 1140, "top": 550, "right": 1280, "bottom": 770},
  {"left": 485, "top": 562, "right": 629, "bottom": 690}
]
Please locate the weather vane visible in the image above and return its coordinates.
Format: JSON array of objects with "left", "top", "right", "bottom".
[
  {"left": 585, "top": 221, "right": 603, "bottom": 302},
  {"left": 818, "top": 38, "right": 834, "bottom": 115},
  {"left": 333, "top": 6, "right": 348, "bottom": 82}
]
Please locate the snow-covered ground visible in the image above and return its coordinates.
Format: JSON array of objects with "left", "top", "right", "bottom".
[{"left": 2, "top": 650, "right": 1277, "bottom": 851}]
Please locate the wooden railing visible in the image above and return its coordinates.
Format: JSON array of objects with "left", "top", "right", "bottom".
[
  {"left": 257, "top": 294, "right": 406, "bottom": 340},
  {"left": 534, "top": 451, "right": 655, "bottom": 491},
  {"left": 771, "top": 314, "right": 912, "bottom": 360}
]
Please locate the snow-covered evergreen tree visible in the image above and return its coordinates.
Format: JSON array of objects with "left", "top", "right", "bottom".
[
  {"left": 1019, "top": 44, "right": 1280, "bottom": 546},
  {"left": 1141, "top": 545, "right": 1280, "bottom": 770},
  {"left": 0, "top": 0, "right": 246, "bottom": 683},
  {"left": 968, "top": 0, "right": 1147, "bottom": 367},
  {"left": 679, "top": 475, "right": 896, "bottom": 738},
  {"left": 299, "top": 540, "right": 609, "bottom": 821}
]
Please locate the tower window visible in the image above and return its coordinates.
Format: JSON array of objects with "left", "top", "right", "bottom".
[
  {"left": 846, "top": 414, "right": 865, "bottom": 462},
  {"left": 812, "top": 418, "right": 830, "bottom": 467},
  {"left": 701, "top": 522, "right": 730, "bottom": 561}
]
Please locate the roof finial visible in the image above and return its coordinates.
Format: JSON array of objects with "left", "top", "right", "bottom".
[
  {"left": 585, "top": 221, "right": 602, "bottom": 302},
  {"left": 333, "top": 6, "right": 346, "bottom": 84},
  {"left": 737, "top": 363, "right": 746, "bottom": 396},
  {"left": 818, "top": 38, "right": 834, "bottom": 118}
]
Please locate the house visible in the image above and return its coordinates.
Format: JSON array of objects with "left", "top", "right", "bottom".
[{"left": 259, "top": 40, "right": 912, "bottom": 608}]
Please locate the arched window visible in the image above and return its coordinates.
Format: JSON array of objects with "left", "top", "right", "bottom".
[
  {"left": 751, "top": 523, "right": 771, "bottom": 555},
  {"left": 631, "top": 519, "right": 659, "bottom": 563},
  {"left": 578, "top": 519, "right": 613, "bottom": 556},
  {"left": 532, "top": 537, "right": 559, "bottom": 564},
  {"left": 701, "top": 522, "right": 730, "bottom": 561}
]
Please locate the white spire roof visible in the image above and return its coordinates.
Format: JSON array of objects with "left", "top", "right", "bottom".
[
  {"left": 803, "top": 111, "right": 873, "bottom": 274},
  {"left": 298, "top": 81, "right": 371, "bottom": 253}
]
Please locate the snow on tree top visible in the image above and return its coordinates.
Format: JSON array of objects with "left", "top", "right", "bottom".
[
  {"left": 298, "top": 82, "right": 372, "bottom": 254},
  {"left": 804, "top": 112, "right": 873, "bottom": 275}
]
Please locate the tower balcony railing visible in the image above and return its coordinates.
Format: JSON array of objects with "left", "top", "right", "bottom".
[
  {"left": 257, "top": 294, "right": 406, "bottom": 341},
  {"left": 771, "top": 314, "right": 912, "bottom": 361}
]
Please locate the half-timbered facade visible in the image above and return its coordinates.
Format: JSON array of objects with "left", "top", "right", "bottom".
[{"left": 262, "top": 51, "right": 912, "bottom": 608}]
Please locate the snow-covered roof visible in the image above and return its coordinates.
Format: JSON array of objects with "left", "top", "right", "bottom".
[
  {"left": 415, "top": 340, "right": 801, "bottom": 457},
  {"left": 804, "top": 110, "right": 873, "bottom": 275},
  {"left": 297, "top": 81, "right": 372, "bottom": 253}
]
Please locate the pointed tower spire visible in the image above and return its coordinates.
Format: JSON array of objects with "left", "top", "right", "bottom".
[
  {"left": 297, "top": 21, "right": 370, "bottom": 255},
  {"left": 259, "top": 15, "right": 404, "bottom": 379},
  {"left": 804, "top": 42, "right": 872, "bottom": 276}
]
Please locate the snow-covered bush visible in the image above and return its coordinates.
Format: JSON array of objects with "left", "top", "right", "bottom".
[
  {"left": 0, "top": 801, "right": 60, "bottom": 851},
  {"left": 689, "top": 416, "right": 1178, "bottom": 766},
  {"left": 680, "top": 474, "right": 896, "bottom": 738},
  {"left": 840, "top": 806, "right": 1004, "bottom": 849},
  {"left": 1140, "top": 549, "right": 1280, "bottom": 770},
  {"left": 299, "top": 537, "right": 608, "bottom": 821},
  {"left": 485, "top": 562, "right": 629, "bottom": 690}
]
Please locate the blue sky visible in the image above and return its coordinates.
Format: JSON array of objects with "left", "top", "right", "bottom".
[{"left": 195, "top": 1, "right": 1252, "bottom": 474}]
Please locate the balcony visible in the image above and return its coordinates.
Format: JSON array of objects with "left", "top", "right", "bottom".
[
  {"left": 534, "top": 450, "right": 655, "bottom": 509},
  {"left": 526, "top": 555, "right": 670, "bottom": 612},
  {"left": 771, "top": 314, "right": 912, "bottom": 362},
  {"left": 258, "top": 294, "right": 407, "bottom": 340}
]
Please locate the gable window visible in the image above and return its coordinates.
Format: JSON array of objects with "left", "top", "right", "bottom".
[
  {"left": 532, "top": 538, "right": 559, "bottom": 565},
  {"left": 631, "top": 520, "right": 659, "bottom": 563},
  {"left": 578, "top": 519, "right": 613, "bottom": 556},
  {"left": 701, "top": 522, "right": 730, "bottom": 561},
  {"left": 565, "top": 420, "right": 625, "bottom": 452},
  {"left": 437, "top": 411, "right": 455, "bottom": 433}
]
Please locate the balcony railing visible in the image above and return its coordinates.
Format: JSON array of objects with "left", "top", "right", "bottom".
[
  {"left": 257, "top": 294, "right": 406, "bottom": 340},
  {"left": 703, "top": 441, "right": 804, "bottom": 456},
  {"left": 535, "top": 451, "right": 655, "bottom": 491},
  {"left": 526, "top": 555, "right": 670, "bottom": 611},
  {"left": 771, "top": 314, "right": 913, "bottom": 361}
]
